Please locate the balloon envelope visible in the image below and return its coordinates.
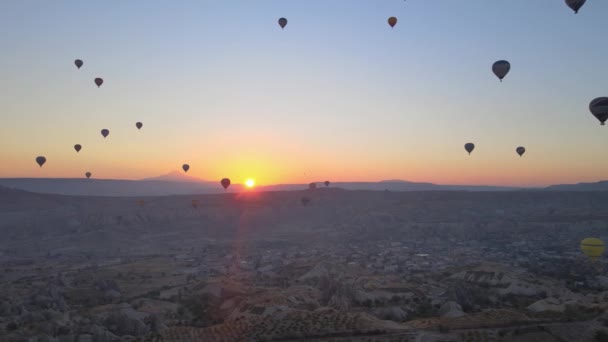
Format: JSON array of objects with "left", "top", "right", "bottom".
[
  {"left": 74, "top": 144, "right": 82, "bottom": 153},
  {"left": 464, "top": 143, "right": 475, "bottom": 155},
  {"left": 589, "top": 97, "right": 608, "bottom": 125},
  {"left": 94, "top": 78, "right": 103, "bottom": 87},
  {"left": 309, "top": 183, "right": 317, "bottom": 190},
  {"left": 324, "top": 181, "right": 330, "bottom": 187},
  {"left": 85, "top": 172, "right": 91, "bottom": 179},
  {"left": 136, "top": 122, "right": 143, "bottom": 130},
  {"left": 221, "top": 178, "right": 231, "bottom": 190},
  {"left": 35, "top": 156, "right": 46, "bottom": 167},
  {"left": 74, "top": 59, "right": 83, "bottom": 69},
  {"left": 388, "top": 17, "right": 397, "bottom": 28},
  {"left": 492, "top": 60, "right": 510, "bottom": 81},
  {"left": 191, "top": 200, "right": 199, "bottom": 208},
  {"left": 565, "top": 0, "right": 586, "bottom": 13},
  {"left": 301, "top": 197, "right": 311, "bottom": 206},
  {"left": 278, "top": 17, "right": 287, "bottom": 29},
  {"left": 516, "top": 146, "right": 526, "bottom": 157},
  {"left": 182, "top": 164, "right": 190, "bottom": 172},
  {"left": 580, "top": 237, "right": 604, "bottom": 260},
  {"left": 101, "top": 129, "right": 109, "bottom": 138}
]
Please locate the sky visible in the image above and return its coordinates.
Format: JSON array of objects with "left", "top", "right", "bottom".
[{"left": 0, "top": 0, "right": 607, "bottom": 187}]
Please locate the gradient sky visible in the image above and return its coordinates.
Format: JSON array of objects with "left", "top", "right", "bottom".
[{"left": 1, "top": 1, "right": 607, "bottom": 187}]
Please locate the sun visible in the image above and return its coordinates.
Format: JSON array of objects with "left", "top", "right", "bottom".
[{"left": 245, "top": 178, "right": 255, "bottom": 188}]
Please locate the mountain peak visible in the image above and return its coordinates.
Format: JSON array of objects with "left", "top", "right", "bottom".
[{"left": 141, "top": 171, "right": 206, "bottom": 183}]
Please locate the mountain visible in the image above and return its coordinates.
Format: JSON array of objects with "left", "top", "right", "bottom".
[
  {"left": 545, "top": 180, "right": 608, "bottom": 191},
  {"left": 0, "top": 178, "right": 518, "bottom": 197},
  {"left": 0, "top": 178, "right": 243, "bottom": 197},
  {"left": 141, "top": 171, "right": 208, "bottom": 183}
]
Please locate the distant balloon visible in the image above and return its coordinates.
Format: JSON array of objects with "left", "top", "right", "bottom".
[
  {"left": 278, "top": 17, "right": 288, "bottom": 29},
  {"left": 74, "top": 59, "right": 83, "bottom": 69},
  {"left": 192, "top": 199, "right": 199, "bottom": 208},
  {"left": 74, "top": 144, "right": 82, "bottom": 153},
  {"left": 565, "top": 0, "right": 586, "bottom": 14},
  {"left": 137, "top": 200, "right": 145, "bottom": 207},
  {"left": 136, "top": 122, "right": 143, "bottom": 130},
  {"left": 388, "top": 17, "right": 397, "bottom": 28},
  {"left": 94, "top": 78, "right": 103, "bottom": 87},
  {"left": 589, "top": 97, "right": 608, "bottom": 126},
  {"left": 492, "top": 60, "right": 510, "bottom": 82},
  {"left": 35, "top": 156, "right": 46, "bottom": 167},
  {"left": 182, "top": 164, "right": 190, "bottom": 173},
  {"left": 301, "top": 196, "right": 311, "bottom": 206},
  {"left": 516, "top": 146, "right": 526, "bottom": 157},
  {"left": 309, "top": 182, "right": 317, "bottom": 190},
  {"left": 221, "top": 178, "right": 231, "bottom": 190},
  {"left": 580, "top": 237, "right": 604, "bottom": 260},
  {"left": 464, "top": 143, "right": 475, "bottom": 155},
  {"left": 324, "top": 181, "right": 330, "bottom": 187},
  {"left": 85, "top": 172, "right": 92, "bottom": 179},
  {"left": 101, "top": 129, "right": 109, "bottom": 138}
]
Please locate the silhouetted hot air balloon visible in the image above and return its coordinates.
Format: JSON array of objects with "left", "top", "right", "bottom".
[
  {"left": 74, "top": 144, "right": 82, "bottom": 153},
  {"left": 565, "top": 0, "right": 586, "bottom": 14},
  {"left": 492, "top": 60, "right": 510, "bottom": 82},
  {"left": 388, "top": 17, "right": 397, "bottom": 28},
  {"left": 94, "top": 78, "right": 103, "bottom": 87},
  {"left": 278, "top": 17, "right": 287, "bottom": 29},
  {"left": 301, "top": 196, "right": 311, "bottom": 206},
  {"left": 192, "top": 200, "right": 199, "bottom": 208},
  {"left": 516, "top": 146, "right": 526, "bottom": 157},
  {"left": 101, "top": 129, "right": 109, "bottom": 138},
  {"left": 74, "top": 59, "right": 83, "bottom": 69},
  {"left": 85, "top": 172, "right": 91, "bottom": 179},
  {"left": 580, "top": 237, "right": 604, "bottom": 260},
  {"left": 464, "top": 143, "right": 475, "bottom": 155},
  {"left": 589, "top": 97, "right": 608, "bottom": 125},
  {"left": 136, "top": 122, "right": 143, "bottom": 130},
  {"left": 221, "top": 178, "right": 231, "bottom": 190},
  {"left": 324, "top": 181, "right": 330, "bottom": 187},
  {"left": 309, "top": 183, "right": 317, "bottom": 190},
  {"left": 182, "top": 164, "right": 190, "bottom": 173},
  {"left": 35, "top": 156, "right": 46, "bottom": 167}
]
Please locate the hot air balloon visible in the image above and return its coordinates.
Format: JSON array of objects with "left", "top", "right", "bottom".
[
  {"left": 192, "top": 200, "right": 199, "bottom": 208},
  {"left": 464, "top": 143, "right": 475, "bottom": 155},
  {"left": 388, "top": 17, "right": 397, "bottom": 28},
  {"left": 101, "top": 129, "right": 109, "bottom": 138},
  {"left": 301, "top": 197, "right": 311, "bottom": 206},
  {"left": 492, "top": 60, "right": 510, "bottom": 82},
  {"left": 309, "top": 182, "right": 317, "bottom": 190},
  {"left": 589, "top": 97, "right": 608, "bottom": 125},
  {"left": 580, "top": 237, "right": 605, "bottom": 260},
  {"left": 221, "top": 178, "right": 231, "bottom": 190},
  {"left": 85, "top": 172, "right": 92, "bottom": 179},
  {"left": 137, "top": 200, "right": 145, "bottom": 207},
  {"left": 565, "top": 0, "right": 586, "bottom": 14},
  {"left": 182, "top": 164, "right": 190, "bottom": 173},
  {"left": 94, "top": 78, "right": 103, "bottom": 87},
  {"left": 516, "top": 146, "right": 526, "bottom": 157},
  {"left": 74, "top": 144, "right": 82, "bottom": 153},
  {"left": 35, "top": 156, "right": 46, "bottom": 167},
  {"left": 278, "top": 17, "right": 288, "bottom": 29},
  {"left": 324, "top": 181, "right": 330, "bottom": 187},
  {"left": 136, "top": 122, "right": 143, "bottom": 130},
  {"left": 74, "top": 59, "right": 83, "bottom": 69}
]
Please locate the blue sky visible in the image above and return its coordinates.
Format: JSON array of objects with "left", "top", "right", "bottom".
[{"left": 0, "top": 1, "right": 607, "bottom": 186}]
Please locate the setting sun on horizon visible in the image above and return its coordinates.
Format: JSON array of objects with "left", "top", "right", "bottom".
[{"left": 245, "top": 178, "right": 256, "bottom": 188}]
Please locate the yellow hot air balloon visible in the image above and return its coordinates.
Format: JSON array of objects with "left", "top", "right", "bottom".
[{"left": 580, "top": 238, "right": 605, "bottom": 260}]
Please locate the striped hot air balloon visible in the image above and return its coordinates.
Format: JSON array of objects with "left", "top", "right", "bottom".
[{"left": 580, "top": 238, "right": 605, "bottom": 260}]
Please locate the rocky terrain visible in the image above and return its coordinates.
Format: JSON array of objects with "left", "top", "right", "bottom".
[{"left": 1, "top": 186, "right": 607, "bottom": 341}]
